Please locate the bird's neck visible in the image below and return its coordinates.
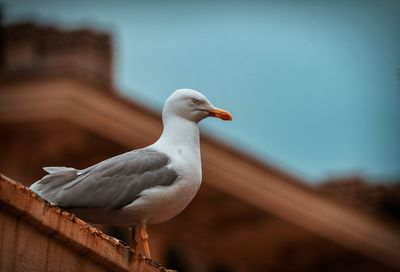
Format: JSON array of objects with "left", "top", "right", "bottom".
[{"left": 153, "top": 116, "right": 200, "bottom": 153}]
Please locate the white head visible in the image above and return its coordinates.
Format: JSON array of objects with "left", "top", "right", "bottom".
[{"left": 162, "top": 89, "right": 232, "bottom": 123}]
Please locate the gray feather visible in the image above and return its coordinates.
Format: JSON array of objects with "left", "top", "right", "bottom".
[
  {"left": 43, "top": 167, "right": 76, "bottom": 174},
  {"left": 30, "top": 149, "right": 178, "bottom": 209}
]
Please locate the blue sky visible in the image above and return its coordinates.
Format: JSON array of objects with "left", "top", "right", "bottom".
[{"left": 3, "top": 0, "right": 400, "bottom": 183}]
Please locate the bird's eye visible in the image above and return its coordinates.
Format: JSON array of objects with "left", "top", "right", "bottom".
[{"left": 191, "top": 98, "right": 200, "bottom": 104}]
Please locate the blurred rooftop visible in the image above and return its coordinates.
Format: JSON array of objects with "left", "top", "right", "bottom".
[{"left": 1, "top": 22, "right": 113, "bottom": 90}]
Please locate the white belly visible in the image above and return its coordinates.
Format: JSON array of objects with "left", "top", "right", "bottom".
[{"left": 123, "top": 176, "right": 201, "bottom": 225}]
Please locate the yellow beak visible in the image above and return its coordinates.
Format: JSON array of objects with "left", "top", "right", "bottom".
[{"left": 208, "top": 108, "right": 233, "bottom": 121}]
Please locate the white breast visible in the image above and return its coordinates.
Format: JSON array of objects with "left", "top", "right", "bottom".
[{"left": 128, "top": 115, "right": 203, "bottom": 225}]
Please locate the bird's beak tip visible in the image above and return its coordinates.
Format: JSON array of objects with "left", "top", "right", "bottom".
[{"left": 208, "top": 108, "right": 233, "bottom": 121}]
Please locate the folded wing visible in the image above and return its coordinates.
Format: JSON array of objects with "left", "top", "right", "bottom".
[{"left": 30, "top": 149, "right": 178, "bottom": 210}]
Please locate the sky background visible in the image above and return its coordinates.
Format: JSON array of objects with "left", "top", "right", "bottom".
[{"left": 3, "top": 0, "right": 400, "bottom": 183}]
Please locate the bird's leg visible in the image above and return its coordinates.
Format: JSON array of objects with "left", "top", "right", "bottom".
[
  {"left": 129, "top": 226, "right": 138, "bottom": 252},
  {"left": 140, "top": 224, "right": 151, "bottom": 258}
]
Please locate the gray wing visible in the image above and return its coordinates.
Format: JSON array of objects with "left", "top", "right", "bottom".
[{"left": 31, "top": 149, "right": 178, "bottom": 210}]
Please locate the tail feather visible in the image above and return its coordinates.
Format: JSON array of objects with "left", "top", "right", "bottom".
[
  {"left": 43, "top": 167, "right": 76, "bottom": 174},
  {"left": 30, "top": 167, "right": 79, "bottom": 204}
]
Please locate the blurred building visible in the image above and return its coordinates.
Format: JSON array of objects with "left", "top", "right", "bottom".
[{"left": 0, "top": 22, "right": 399, "bottom": 272}]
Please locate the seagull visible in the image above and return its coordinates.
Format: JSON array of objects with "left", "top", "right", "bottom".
[{"left": 30, "top": 89, "right": 232, "bottom": 258}]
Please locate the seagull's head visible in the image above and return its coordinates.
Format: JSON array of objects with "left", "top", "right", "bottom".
[{"left": 163, "top": 89, "right": 232, "bottom": 123}]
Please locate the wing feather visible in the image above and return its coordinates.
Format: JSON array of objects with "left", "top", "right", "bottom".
[{"left": 30, "top": 149, "right": 178, "bottom": 209}]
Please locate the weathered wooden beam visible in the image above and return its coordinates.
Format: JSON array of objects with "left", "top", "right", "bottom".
[{"left": 0, "top": 174, "right": 167, "bottom": 272}]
